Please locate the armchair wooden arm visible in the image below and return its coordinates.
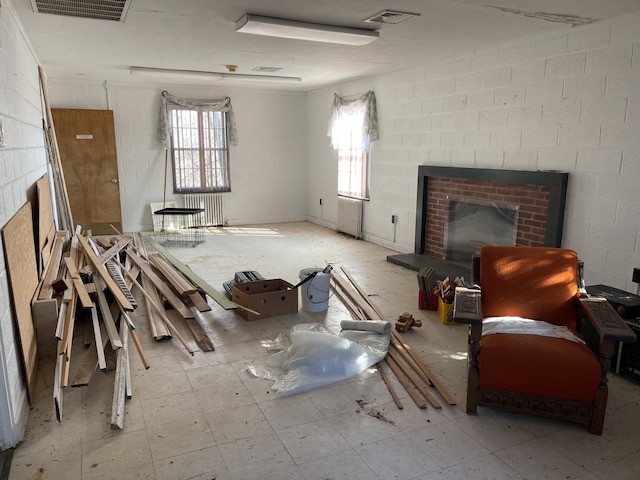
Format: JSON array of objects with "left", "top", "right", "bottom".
[{"left": 578, "top": 297, "right": 637, "bottom": 343}]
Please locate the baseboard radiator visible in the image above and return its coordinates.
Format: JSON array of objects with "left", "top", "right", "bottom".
[
  {"left": 183, "top": 193, "right": 225, "bottom": 227},
  {"left": 337, "top": 196, "right": 363, "bottom": 239}
]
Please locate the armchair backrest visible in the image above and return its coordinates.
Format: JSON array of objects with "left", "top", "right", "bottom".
[{"left": 479, "top": 246, "right": 579, "bottom": 331}]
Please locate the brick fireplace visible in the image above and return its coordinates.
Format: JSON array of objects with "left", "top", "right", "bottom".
[{"left": 388, "top": 166, "right": 569, "bottom": 276}]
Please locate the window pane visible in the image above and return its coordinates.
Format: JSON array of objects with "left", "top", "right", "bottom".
[
  {"left": 169, "top": 106, "right": 230, "bottom": 193},
  {"left": 336, "top": 110, "right": 368, "bottom": 199}
]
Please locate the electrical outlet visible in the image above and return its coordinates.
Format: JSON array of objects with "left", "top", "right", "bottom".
[
  {"left": 633, "top": 268, "right": 640, "bottom": 283},
  {"left": 391, "top": 214, "right": 397, "bottom": 224}
]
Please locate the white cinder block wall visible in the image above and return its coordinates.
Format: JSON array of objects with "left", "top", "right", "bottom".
[
  {"left": 47, "top": 81, "right": 308, "bottom": 232},
  {"left": 307, "top": 12, "right": 640, "bottom": 293},
  {"left": 0, "top": 3, "right": 48, "bottom": 448}
]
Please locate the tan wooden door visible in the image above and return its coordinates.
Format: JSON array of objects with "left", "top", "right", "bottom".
[{"left": 51, "top": 109, "right": 122, "bottom": 234}]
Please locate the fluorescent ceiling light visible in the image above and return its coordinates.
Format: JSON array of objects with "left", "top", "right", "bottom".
[
  {"left": 130, "top": 66, "right": 301, "bottom": 83},
  {"left": 130, "top": 66, "right": 223, "bottom": 81},
  {"left": 235, "top": 14, "right": 379, "bottom": 46}
]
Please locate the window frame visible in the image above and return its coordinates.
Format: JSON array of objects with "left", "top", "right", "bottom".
[
  {"left": 168, "top": 104, "right": 231, "bottom": 194},
  {"left": 335, "top": 109, "right": 370, "bottom": 200}
]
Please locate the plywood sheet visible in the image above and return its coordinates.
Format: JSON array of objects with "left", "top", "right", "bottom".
[{"left": 1, "top": 202, "right": 39, "bottom": 402}]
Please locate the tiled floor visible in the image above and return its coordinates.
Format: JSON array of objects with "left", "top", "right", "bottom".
[{"left": 8, "top": 222, "right": 640, "bottom": 480}]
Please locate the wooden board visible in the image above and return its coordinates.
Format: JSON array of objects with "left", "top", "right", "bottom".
[
  {"left": 1, "top": 203, "right": 39, "bottom": 402},
  {"left": 36, "top": 174, "right": 56, "bottom": 275},
  {"left": 141, "top": 232, "right": 236, "bottom": 310},
  {"left": 51, "top": 108, "right": 122, "bottom": 234}
]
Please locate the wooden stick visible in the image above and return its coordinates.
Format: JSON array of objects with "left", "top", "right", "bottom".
[
  {"left": 53, "top": 352, "right": 64, "bottom": 422},
  {"left": 94, "top": 276, "right": 123, "bottom": 349},
  {"left": 388, "top": 347, "right": 441, "bottom": 408},
  {"left": 117, "top": 255, "right": 194, "bottom": 355},
  {"left": 111, "top": 324, "right": 128, "bottom": 429},
  {"left": 389, "top": 333, "right": 433, "bottom": 387},
  {"left": 90, "top": 305, "right": 107, "bottom": 373},
  {"left": 121, "top": 311, "right": 150, "bottom": 369},
  {"left": 376, "top": 362, "right": 402, "bottom": 409},
  {"left": 391, "top": 329, "right": 457, "bottom": 405},
  {"left": 331, "top": 279, "right": 366, "bottom": 320},
  {"left": 341, "top": 266, "right": 386, "bottom": 319},
  {"left": 384, "top": 356, "right": 427, "bottom": 409},
  {"left": 331, "top": 271, "right": 380, "bottom": 320},
  {"left": 141, "top": 272, "right": 171, "bottom": 340}
]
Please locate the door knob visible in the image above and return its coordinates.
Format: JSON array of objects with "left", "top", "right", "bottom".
[{"left": 111, "top": 177, "right": 118, "bottom": 183}]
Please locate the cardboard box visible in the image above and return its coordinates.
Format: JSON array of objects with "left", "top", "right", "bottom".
[
  {"left": 437, "top": 296, "right": 456, "bottom": 325},
  {"left": 418, "top": 290, "right": 438, "bottom": 310},
  {"left": 232, "top": 279, "right": 298, "bottom": 321}
]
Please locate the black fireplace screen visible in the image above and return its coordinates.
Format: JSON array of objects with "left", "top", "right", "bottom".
[{"left": 445, "top": 197, "right": 519, "bottom": 263}]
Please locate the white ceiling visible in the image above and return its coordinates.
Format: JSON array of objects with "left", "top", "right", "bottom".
[{"left": 13, "top": 0, "right": 640, "bottom": 92}]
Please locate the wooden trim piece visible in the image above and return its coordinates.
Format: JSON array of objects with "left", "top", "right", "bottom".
[
  {"left": 111, "top": 324, "right": 128, "bottom": 430},
  {"left": 53, "top": 352, "right": 64, "bottom": 422},
  {"left": 121, "top": 254, "right": 194, "bottom": 355},
  {"left": 384, "top": 356, "right": 427, "bottom": 409},
  {"left": 79, "top": 235, "right": 132, "bottom": 276},
  {"left": 149, "top": 253, "right": 197, "bottom": 296},
  {"left": 121, "top": 311, "right": 150, "bottom": 370},
  {"left": 140, "top": 232, "right": 236, "bottom": 309},
  {"left": 331, "top": 271, "right": 381, "bottom": 320},
  {"left": 37, "top": 230, "right": 67, "bottom": 300},
  {"left": 390, "top": 334, "right": 434, "bottom": 387},
  {"left": 94, "top": 276, "right": 123, "bottom": 350},
  {"left": 63, "top": 256, "right": 93, "bottom": 309},
  {"left": 341, "top": 267, "right": 385, "bottom": 319},
  {"left": 388, "top": 348, "right": 441, "bottom": 408},
  {"left": 185, "top": 311, "right": 214, "bottom": 352},
  {"left": 91, "top": 305, "right": 107, "bottom": 373},
  {"left": 376, "top": 362, "right": 402, "bottom": 409},
  {"left": 124, "top": 251, "right": 193, "bottom": 319},
  {"left": 71, "top": 321, "right": 110, "bottom": 387},
  {"left": 76, "top": 233, "right": 133, "bottom": 311},
  {"left": 39, "top": 66, "right": 74, "bottom": 232},
  {"left": 188, "top": 291, "right": 212, "bottom": 312},
  {"left": 391, "top": 330, "right": 457, "bottom": 406},
  {"left": 141, "top": 273, "right": 171, "bottom": 340}
]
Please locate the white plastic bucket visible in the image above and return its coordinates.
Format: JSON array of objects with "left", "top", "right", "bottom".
[{"left": 298, "top": 268, "right": 331, "bottom": 312}]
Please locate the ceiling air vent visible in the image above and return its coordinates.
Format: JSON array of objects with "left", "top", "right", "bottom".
[
  {"left": 29, "top": 0, "right": 133, "bottom": 22},
  {"left": 365, "top": 10, "right": 420, "bottom": 25}
]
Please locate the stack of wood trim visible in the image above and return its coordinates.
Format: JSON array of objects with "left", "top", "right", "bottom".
[
  {"left": 330, "top": 267, "right": 456, "bottom": 410},
  {"left": 41, "top": 230, "right": 225, "bottom": 428}
]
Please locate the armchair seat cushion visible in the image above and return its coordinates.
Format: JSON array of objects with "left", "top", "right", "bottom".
[{"left": 478, "top": 333, "right": 601, "bottom": 403}]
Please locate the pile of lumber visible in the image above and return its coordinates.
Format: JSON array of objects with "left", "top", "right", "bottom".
[
  {"left": 331, "top": 267, "right": 456, "bottom": 410},
  {"left": 44, "top": 230, "right": 218, "bottom": 428}
]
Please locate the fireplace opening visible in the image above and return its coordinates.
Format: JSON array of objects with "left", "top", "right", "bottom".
[{"left": 445, "top": 197, "right": 519, "bottom": 263}]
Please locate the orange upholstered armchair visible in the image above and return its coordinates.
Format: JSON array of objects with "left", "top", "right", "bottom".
[{"left": 453, "top": 246, "right": 637, "bottom": 434}]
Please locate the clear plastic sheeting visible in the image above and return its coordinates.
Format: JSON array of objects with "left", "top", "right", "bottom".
[{"left": 247, "top": 321, "right": 391, "bottom": 396}]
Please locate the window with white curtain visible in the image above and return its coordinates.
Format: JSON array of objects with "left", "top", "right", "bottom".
[
  {"left": 157, "top": 90, "right": 239, "bottom": 194},
  {"left": 328, "top": 91, "right": 378, "bottom": 200}
]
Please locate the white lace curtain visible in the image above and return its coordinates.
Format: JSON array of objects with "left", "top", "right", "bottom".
[
  {"left": 327, "top": 90, "right": 378, "bottom": 152},
  {"left": 157, "top": 90, "right": 239, "bottom": 148}
]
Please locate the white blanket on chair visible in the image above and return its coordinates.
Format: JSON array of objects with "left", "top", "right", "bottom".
[{"left": 482, "top": 317, "right": 585, "bottom": 344}]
